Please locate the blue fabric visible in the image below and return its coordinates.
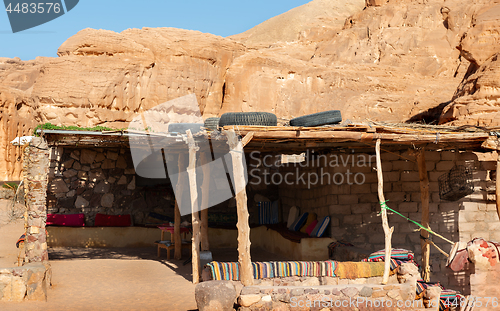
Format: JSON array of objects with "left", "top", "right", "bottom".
[
  {"left": 290, "top": 212, "right": 309, "bottom": 231},
  {"left": 311, "top": 216, "right": 330, "bottom": 237},
  {"left": 258, "top": 201, "right": 279, "bottom": 225}
]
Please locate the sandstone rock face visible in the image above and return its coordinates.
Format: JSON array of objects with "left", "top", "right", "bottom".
[
  {"left": 457, "top": 3, "right": 500, "bottom": 67},
  {"left": 440, "top": 53, "right": 500, "bottom": 126},
  {"left": 439, "top": 3, "right": 500, "bottom": 126},
  {"left": 1, "top": 0, "right": 500, "bottom": 180},
  {"left": 229, "top": 0, "right": 366, "bottom": 48},
  {"left": 0, "top": 28, "right": 245, "bottom": 180}
]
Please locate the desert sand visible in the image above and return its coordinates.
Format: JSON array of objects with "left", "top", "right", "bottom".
[
  {"left": 0, "top": 199, "right": 198, "bottom": 311},
  {"left": 0, "top": 199, "right": 287, "bottom": 310}
]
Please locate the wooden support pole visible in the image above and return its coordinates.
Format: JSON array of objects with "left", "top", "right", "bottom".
[
  {"left": 497, "top": 152, "right": 500, "bottom": 220},
  {"left": 186, "top": 130, "right": 201, "bottom": 284},
  {"left": 417, "top": 149, "right": 431, "bottom": 282},
  {"left": 200, "top": 152, "right": 210, "bottom": 251},
  {"left": 226, "top": 129, "right": 253, "bottom": 286},
  {"left": 174, "top": 154, "right": 186, "bottom": 260},
  {"left": 375, "top": 139, "right": 394, "bottom": 285}
]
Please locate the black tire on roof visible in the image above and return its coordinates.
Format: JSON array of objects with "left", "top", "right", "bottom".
[
  {"left": 218, "top": 112, "right": 277, "bottom": 127},
  {"left": 289, "top": 110, "right": 342, "bottom": 127},
  {"left": 168, "top": 123, "right": 204, "bottom": 134},
  {"left": 204, "top": 117, "right": 220, "bottom": 131}
]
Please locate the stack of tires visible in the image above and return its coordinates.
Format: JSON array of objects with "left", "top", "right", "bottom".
[{"left": 201, "top": 109, "right": 342, "bottom": 129}]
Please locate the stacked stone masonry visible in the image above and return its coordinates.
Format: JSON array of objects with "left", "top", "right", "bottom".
[
  {"left": 0, "top": 263, "right": 51, "bottom": 302},
  {"left": 277, "top": 149, "right": 500, "bottom": 293},
  {"left": 23, "top": 137, "right": 50, "bottom": 263},
  {"left": 238, "top": 282, "right": 420, "bottom": 311},
  {"left": 47, "top": 146, "right": 176, "bottom": 226}
]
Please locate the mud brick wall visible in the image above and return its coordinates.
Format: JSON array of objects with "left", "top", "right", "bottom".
[
  {"left": 277, "top": 149, "right": 500, "bottom": 293},
  {"left": 46, "top": 147, "right": 175, "bottom": 226},
  {"left": 23, "top": 137, "right": 50, "bottom": 263}
]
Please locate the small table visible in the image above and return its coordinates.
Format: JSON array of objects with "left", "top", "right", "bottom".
[{"left": 155, "top": 226, "right": 191, "bottom": 259}]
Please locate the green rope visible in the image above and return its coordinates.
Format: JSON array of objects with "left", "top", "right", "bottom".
[{"left": 379, "top": 201, "right": 439, "bottom": 239}]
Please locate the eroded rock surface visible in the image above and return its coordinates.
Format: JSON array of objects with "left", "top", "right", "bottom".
[
  {"left": 1, "top": 0, "right": 500, "bottom": 180},
  {"left": 439, "top": 2, "right": 500, "bottom": 126}
]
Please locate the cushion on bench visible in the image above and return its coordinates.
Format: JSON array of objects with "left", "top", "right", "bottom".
[
  {"left": 311, "top": 216, "right": 330, "bottom": 237},
  {"left": 94, "top": 213, "right": 132, "bottom": 227},
  {"left": 205, "top": 260, "right": 337, "bottom": 281},
  {"left": 300, "top": 213, "right": 317, "bottom": 233},
  {"left": 290, "top": 212, "right": 308, "bottom": 232},
  {"left": 46, "top": 213, "right": 85, "bottom": 226}
]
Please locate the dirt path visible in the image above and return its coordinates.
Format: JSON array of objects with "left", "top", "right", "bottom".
[
  {"left": 0, "top": 199, "right": 197, "bottom": 311},
  {"left": 0, "top": 250, "right": 198, "bottom": 311},
  {"left": 0, "top": 199, "right": 285, "bottom": 311}
]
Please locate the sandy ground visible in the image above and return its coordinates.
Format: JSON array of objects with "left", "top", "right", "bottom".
[{"left": 0, "top": 200, "right": 286, "bottom": 311}]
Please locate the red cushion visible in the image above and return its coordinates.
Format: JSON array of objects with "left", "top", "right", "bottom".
[
  {"left": 94, "top": 213, "right": 132, "bottom": 227},
  {"left": 306, "top": 220, "right": 318, "bottom": 236},
  {"left": 46, "top": 213, "right": 85, "bottom": 226}
]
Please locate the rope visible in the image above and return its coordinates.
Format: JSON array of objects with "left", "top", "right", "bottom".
[{"left": 379, "top": 201, "right": 454, "bottom": 245}]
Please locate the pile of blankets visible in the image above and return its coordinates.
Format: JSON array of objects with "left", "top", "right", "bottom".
[
  {"left": 416, "top": 280, "right": 463, "bottom": 311},
  {"left": 205, "top": 248, "right": 463, "bottom": 311},
  {"left": 364, "top": 248, "right": 462, "bottom": 311},
  {"left": 205, "top": 260, "right": 389, "bottom": 281},
  {"left": 362, "top": 248, "right": 417, "bottom": 271},
  {"left": 206, "top": 260, "right": 336, "bottom": 281}
]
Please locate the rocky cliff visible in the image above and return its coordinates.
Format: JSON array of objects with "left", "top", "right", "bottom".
[{"left": 1, "top": 0, "right": 500, "bottom": 180}]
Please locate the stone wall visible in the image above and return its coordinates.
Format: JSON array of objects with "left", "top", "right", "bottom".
[
  {"left": 237, "top": 282, "right": 420, "bottom": 311},
  {"left": 0, "top": 263, "right": 51, "bottom": 302},
  {"left": 23, "top": 137, "right": 50, "bottom": 263},
  {"left": 276, "top": 149, "right": 500, "bottom": 293},
  {"left": 47, "top": 146, "right": 176, "bottom": 226}
]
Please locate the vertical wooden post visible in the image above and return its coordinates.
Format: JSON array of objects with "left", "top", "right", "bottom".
[
  {"left": 200, "top": 152, "right": 210, "bottom": 251},
  {"left": 496, "top": 152, "right": 500, "bottom": 220},
  {"left": 226, "top": 129, "right": 253, "bottom": 286},
  {"left": 375, "top": 139, "right": 394, "bottom": 284},
  {"left": 417, "top": 149, "right": 431, "bottom": 282},
  {"left": 186, "top": 130, "right": 201, "bottom": 284},
  {"left": 174, "top": 154, "right": 186, "bottom": 260}
]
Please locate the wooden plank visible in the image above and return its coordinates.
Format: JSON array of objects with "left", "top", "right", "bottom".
[
  {"left": 225, "top": 129, "right": 253, "bottom": 286},
  {"left": 174, "top": 155, "right": 186, "bottom": 260},
  {"left": 200, "top": 152, "right": 210, "bottom": 251},
  {"left": 186, "top": 130, "right": 201, "bottom": 284},
  {"left": 241, "top": 132, "right": 255, "bottom": 147},
  {"left": 417, "top": 149, "right": 431, "bottom": 282},
  {"left": 228, "top": 129, "right": 487, "bottom": 144},
  {"left": 375, "top": 139, "right": 394, "bottom": 284},
  {"left": 497, "top": 153, "right": 500, "bottom": 220}
]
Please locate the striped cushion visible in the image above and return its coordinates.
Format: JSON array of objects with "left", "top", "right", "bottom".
[
  {"left": 287, "top": 206, "right": 299, "bottom": 229},
  {"left": 300, "top": 213, "right": 317, "bottom": 233},
  {"left": 206, "top": 260, "right": 337, "bottom": 281},
  {"left": 311, "top": 216, "right": 330, "bottom": 237},
  {"left": 306, "top": 220, "right": 318, "bottom": 235},
  {"left": 290, "top": 212, "right": 309, "bottom": 231},
  {"left": 258, "top": 201, "right": 279, "bottom": 225},
  {"left": 365, "top": 249, "right": 414, "bottom": 262}
]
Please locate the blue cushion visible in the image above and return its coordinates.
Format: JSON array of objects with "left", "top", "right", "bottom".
[
  {"left": 311, "top": 216, "right": 330, "bottom": 237},
  {"left": 290, "top": 212, "right": 309, "bottom": 232}
]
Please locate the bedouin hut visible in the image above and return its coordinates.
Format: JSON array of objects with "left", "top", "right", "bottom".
[{"left": 20, "top": 121, "right": 500, "bottom": 307}]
